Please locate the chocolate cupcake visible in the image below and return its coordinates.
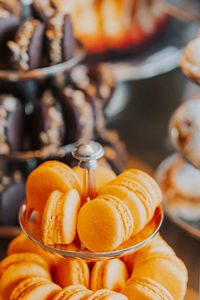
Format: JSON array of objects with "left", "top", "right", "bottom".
[
  {"left": 0, "top": 94, "right": 24, "bottom": 154},
  {"left": 30, "top": 89, "right": 65, "bottom": 150},
  {"left": 8, "top": 18, "right": 45, "bottom": 71},
  {"left": 0, "top": 170, "right": 25, "bottom": 226},
  {"left": 71, "top": 64, "right": 115, "bottom": 107},
  {"left": 169, "top": 97, "right": 200, "bottom": 169},
  {"left": 60, "top": 86, "right": 95, "bottom": 143},
  {"left": 46, "top": 12, "right": 75, "bottom": 65}
]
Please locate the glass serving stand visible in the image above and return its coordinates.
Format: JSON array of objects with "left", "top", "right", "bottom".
[{"left": 19, "top": 141, "right": 163, "bottom": 262}]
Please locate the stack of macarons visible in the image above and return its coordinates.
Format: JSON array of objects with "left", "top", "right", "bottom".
[
  {"left": 25, "top": 160, "right": 162, "bottom": 252},
  {"left": 0, "top": 232, "right": 188, "bottom": 300}
]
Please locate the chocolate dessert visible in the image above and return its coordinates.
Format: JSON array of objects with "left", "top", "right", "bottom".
[
  {"left": 8, "top": 18, "right": 45, "bottom": 71},
  {"left": 0, "top": 94, "right": 24, "bottom": 154},
  {"left": 60, "top": 86, "right": 95, "bottom": 143},
  {"left": 0, "top": 170, "right": 25, "bottom": 226},
  {"left": 46, "top": 13, "right": 75, "bottom": 65},
  {"left": 30, "top": 89, "right": 65, "bottom": 150}
]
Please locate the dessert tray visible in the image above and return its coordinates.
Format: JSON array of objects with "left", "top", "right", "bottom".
[{"left": 18, "top": 141, "right": 164, "bottom": 261}]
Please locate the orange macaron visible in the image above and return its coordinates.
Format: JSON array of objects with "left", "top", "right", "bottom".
[
  {"left": 90, "top": 259, "right": 128, "bottom": 292},
  {"left": 26, "top": 161, "right": 81, "bottom": 215},
  {"left": 99, "top": 169, "right": 162, "bottom": 235},
  {"left": 7, "top": 233, "right": 57, "bottom": 271},
  {"left": 77, "top": 194, "right": 134, "bottom": 252},
  {"left": 54, "top": 258, "right": 90, "bottom": 288},
  {"left": 0, "top": 258, "right": 51, "bottom": 300},
  {"left": 10, "top": 276, "right": 61, "bottom": 300},
  {"left": 73, "top": 165, "right": 116, "bottom": 195},
  {"left": 41, "top": 189, "right": 81, "bottom": 246},
  {"left": 53, "top": 285, "right": 93, "bottom": 300},
  {"left": 87, "top": 289, "right": 128, "bottom": 300},
  {"left": 122, "top": 277, "right": 173, "bottom": 300}
]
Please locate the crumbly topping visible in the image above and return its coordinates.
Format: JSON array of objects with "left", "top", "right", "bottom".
[
  {"left": 39, "top": 90, "right": 64, "bottom": 147},
  {"left": 46, "top": 13, "right": 64, "bottom": 64},
  {"left": 0, "top": 0, "right": 21, "bottom": 17},
  {"left": 0, "top": 95, "right": 18, "bottom": 154},
  {"left": 33, "top": 0, "right": 56, "bottom": 19},
  {"left": 8, "top": 19, "right": 41, "bottom": 71}
]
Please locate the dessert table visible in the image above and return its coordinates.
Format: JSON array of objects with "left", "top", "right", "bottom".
[{"left": 0, "top": 68, "right": 199, "bottom": 299}]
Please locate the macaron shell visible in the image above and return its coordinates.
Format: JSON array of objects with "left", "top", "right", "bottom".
[
  {"left": 54, "top": 259, "right": 90, "bottom": 288},
  {"left": 99, "top": 184, "right": 147, "bottom": 234},
  {"left": 0, "top": 252, "right": 49, "bottom": 276},
  {"left": 132, "top": 256, "right": 188, "bottom": 300},
  {"left": 77, "top": 199, "right": 124, "bottom": 252},
  {"left": 10, "top": 277, "right": 61, "bottom": 300},
  {"left": 53, "top": 285, "right": 88, "bottom": 300},
  {"left": 91, "top": 259, "right": 128, "bottom": 292},
  {"left": 0, "top": 262, "right": 51, "bottom": 300},
  {"left": 26, "top": 161, "right": 81, "bottom": 214},
  {"left": 7, "top": 233, "right": 56, "bottom": 271},
  {"left": 73, "top": 166, "right": 116, "bottom": 195},
  {"left": 122, "top": 277, "right": 173, "bottom": 300},
  {"left": 87, "top": 289, "right": 128, "bottom": 300}
]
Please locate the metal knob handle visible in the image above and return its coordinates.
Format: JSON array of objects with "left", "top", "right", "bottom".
[{"left": 72, "top": 141, "right": 104, "bottom": 202}]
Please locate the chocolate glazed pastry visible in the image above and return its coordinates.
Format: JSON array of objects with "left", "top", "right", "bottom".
[
  {"left": 0, "top": 170, "right": 25, "bottom": 226},
  {"left": 71, "top": 64, "right": 115, "bottom": 108},
  {"left": 0, "top": 4, "right": 21, "bottom": 67},
  {"left": 0, "top": 94, "right": 24, "bottom": 154},
  {"left": 60, "top": 86, "right": 95, "bottom": 144},
  {"left": 97, "top": 129, "right": 127, "bottom": 174},
  {"left": 8, "top": 18, "right": 45, "bottom": 71},
  {"left": 30, "top": 89, "right": 65, "bottom": 150},
  {"left": 46, "top": 13, "right": 75, "bottom": 65}
]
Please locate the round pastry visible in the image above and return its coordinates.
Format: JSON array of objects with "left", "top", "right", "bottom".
[
  {"left": 8, "top": 18, "right": 45, "bottom": 71},
  {"left": 169, "top": 97, "right": 200, "bottom": 168},
  {"left": 60, "top": 86, "right": 95, "bottom": 143},
  {"left": 0, "top": 94, "right": 24, "bottom": 154},
  {"left": 54, "top": 258, "right": 90, "bottom": 288},
  {"left": 53, "top": 285, "right": 93, "bottom": 300},
  {"left": 46, "top": 13, "right": 75, "bottom": 65},
  {"left": 87, "top": 289, "right": 128, "bottom": 300},
  {"left": 180, "top": 37, "right": 200, "bottom": 84},
  {"left": 91, "top": 259, "right": 128, "bottom": 292},
  {"left": 41, "top": 189, "right": 81, "bottom": 246},
  {"left": 0, "top": 170, "right": 25, "bottom": 226},
  {"left": 10, "top": 276, "right": 61, "bottom": 300},
  {"left": 122, "top": 277, "right": 173, "bottom": 300},
  {"left": 30, "top": 89, "right": 65, "bottom": 150},
  {"left": 77, "top": 194, "right": 134, "bottom": 252}
]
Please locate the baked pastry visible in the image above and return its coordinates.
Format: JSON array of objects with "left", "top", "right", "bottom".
[
  {"left": 46, "top": 13, "right": 75, "bottom": 65},
  {"left": 8, "top": 18, "right": 45, "bottom": 71},
  {"left": 0, "top": 94, "right": 24, "bottom": 154},
  {"left": 99, "top": 169, "right": 162, "bottom": 235},
  {"left": 60, "top": 87, "right": 95, "bottom": 143},
  {"left": 0, "top": 0, "right": 21, "bottom": 18},
  {"left": 87, "top": 289, "right": 128, "bottom": 300},
  {"left": 54, "top": 258, "right": 90, "bottom": 288},
  {"left": 0, "top": 170, "right": 25, "bottom": 226},
  {"left": 77, "top": 194, "right": 134, "bottom": 252},
  {"left": 30, "top": 89, "right": 65, "bottom": 150},
  {"left": 10, "top": 277, "right": 61, "bottom": 300},
  {"left": 41, "top": 189, "right": 81, "bottom": 245},
  {"left": 180, "top": 37, "right": 200, "bottom": 84},
  {"left": 122, "top": 277, "right": 173, "bottom": 300},
  {"left": 53, "top": 285, "right": 93, "bottom": 300},
  {"left": 91, "top": 259, "right": 128, "bottom": 291},
  {"left": 169, "top": 97, "right": 200, "bottom": 168}
]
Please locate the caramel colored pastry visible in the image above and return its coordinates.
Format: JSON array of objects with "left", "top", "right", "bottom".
[
  {"left": 10, "top": 276, "right": 61, "bottom": 300},
  {"left": 0, "top": 0, "right": 21, "bottom": 18},
  {"left": 169, "top": 97, "right": 200, "bottom": 168},
  {"left": 122, "top": 277, "right": 173, "bottom": 300},
  {"left": 87, "top": 289, "right": 128, "bottom": 300},
  {"left": 53, "top": 285, "right": 93, "bottom": 300},
  {"left": 54, "top": 258, "right": 90, "bottom": 288},
  {"left": 91, "top": 259, "right": 128, "bottom": 291},
  {"left": 8, "top": 18, "right": 45, "bottom": 71}
]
